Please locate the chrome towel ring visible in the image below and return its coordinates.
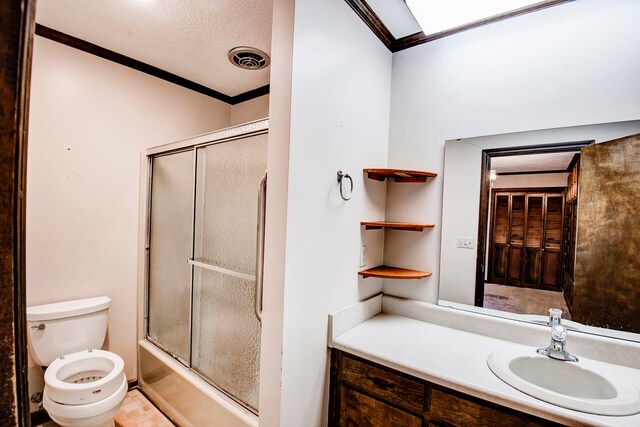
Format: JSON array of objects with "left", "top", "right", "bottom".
[{"left": 337, "top": 170, "right": 353, "bottom": 201}]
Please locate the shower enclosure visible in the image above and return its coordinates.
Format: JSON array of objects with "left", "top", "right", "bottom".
[{"left": 138, "top": 120, "right": 267, "bottom": 426}]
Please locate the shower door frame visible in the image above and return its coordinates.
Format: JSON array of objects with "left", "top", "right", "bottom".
[{"left": 139, "top": 119, "right": 268, "bottom": 419}]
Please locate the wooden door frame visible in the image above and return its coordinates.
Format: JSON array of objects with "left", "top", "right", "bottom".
[
  {"left": 0, "top": 0, "right": 36, "bottom": 425},
  {"left": 474, "top": 141, "right": 593, "bottom": 307}
]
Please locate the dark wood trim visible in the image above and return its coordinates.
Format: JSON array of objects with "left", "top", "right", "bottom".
[
  {"left": 474, "top": 151, "right": 491, "bottom": 307},
  {"left": 344, "top": 0, "right": 396, "bottom": 51},
  {"left": 485, "top": 140, "right": 592, "bottom": 157},
  {"left": 329, "top": 348, "right": 340, "bottom": 425},
  {"left": 0, "top": 0, "right": 35, "bottom": 425},
  {"left": 34, "top": 24, "right": 269, "bottom": 105},
  {"left": 492, "top": 187, "right": 565, "bottom": 194},
  {"left": 566, "top": 152, "right": 581, "bottom": 171},
  {"left": 128, "top": 378, "right": 139, "bottom": 390},
  {"left": 231, "top": 84, "right": 270, "bottom": 105},
  {"left": 497, "top": 169, "right": 569, "bottom": 176},
  {"left": 346, "top": 0, "right": 574, "bottom": 53}
]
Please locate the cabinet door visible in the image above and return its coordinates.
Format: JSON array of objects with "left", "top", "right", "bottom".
[
  {"left": 523, "top": 194, "right": 544, "bottom": 288},
  {"left": 338, "top": 386, "right": 422, "bottom": 427},
  {"left": 430, "top": 389, "right": 547, "bottom": 427},
  {"left": 541, "top": 194, "right": 564, "bottom": 290},
  {"left": 507, "top": 194, "right": 525, "bottom": 285},
  {"left": 490, "top": 193, "right": 510, "bottom": 284}
]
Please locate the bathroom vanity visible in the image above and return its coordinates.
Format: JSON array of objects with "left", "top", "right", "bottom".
[
  {"left": 330, "top": 349, "right": 557, "bottom": 426},
  {"left": 328, "top": 295, "right": 640, "bottom": 426}
]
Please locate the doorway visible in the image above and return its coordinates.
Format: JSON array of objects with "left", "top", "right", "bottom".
[{"left": 474, "top": 141, "right": 591, "bottom": 316}]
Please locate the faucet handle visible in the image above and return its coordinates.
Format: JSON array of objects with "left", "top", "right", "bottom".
[
  {"left": 552, "top": 325, "right": 567, "bottom": 342},
  {"left": 548, "top": 308, "right": 562, "bottom": 326}
]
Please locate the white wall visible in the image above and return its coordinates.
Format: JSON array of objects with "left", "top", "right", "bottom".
[
  {"left": 26, "top": 36, "right": 232, "bottom": 390},
  {"left": 258, "top": 0, "right": 294, "bottom": 423},
  {"left": 494, "top": 172, "right": 569, "bottom": 189},
  {"left": 386, "top": 0, "right": 640, "bottom": 303},
  {"left": 231, "top": 95, "right": 269, "bottom": 125},
  {"left": 274, "top": 0, "right": 393, "bottom": 425}
]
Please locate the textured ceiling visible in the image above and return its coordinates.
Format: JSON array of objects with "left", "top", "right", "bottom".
[
  {"left": 491, "top": 152, "right": 578, "bottom": 174},
  {"left": 36, "top": 0, "right": 273, "bottom": 97}
]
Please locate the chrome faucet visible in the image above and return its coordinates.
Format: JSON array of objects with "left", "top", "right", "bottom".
[
  {"left": 537, "top": 309, "right": 578, "bottom": 362},
  {"left": 548, "top": 308, "right": 562, "bottom": 327}
]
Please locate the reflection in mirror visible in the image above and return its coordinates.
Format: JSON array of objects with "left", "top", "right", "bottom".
[{"left": 439, "top": 120, "right": 640, "bottom": 341}]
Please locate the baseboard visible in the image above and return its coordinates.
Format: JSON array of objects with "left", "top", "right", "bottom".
[{"left": 30, "top": 409, "right": 50, "bottom": 426}]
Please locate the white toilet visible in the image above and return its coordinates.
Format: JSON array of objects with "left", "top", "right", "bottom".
[{"left": 27, "top": 296, "right": 127, "bottom": 427}]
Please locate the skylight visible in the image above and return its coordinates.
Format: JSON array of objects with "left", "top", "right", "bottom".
[{"left": 406, "top": 0, "right": 548, "bottom": 36}]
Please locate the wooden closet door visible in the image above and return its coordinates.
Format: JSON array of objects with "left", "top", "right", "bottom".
[
  {"left": 490, "top": 193, "right": 510, "bottom": 284},
  {"left": 506, "top": 194, "right": 525, "bottom": 285},
  {"left": 541, "top": 194, "right": 564, "bottom": 291},
  {"left": 523, "top": 194, "right": 544, "bottom": 288}
]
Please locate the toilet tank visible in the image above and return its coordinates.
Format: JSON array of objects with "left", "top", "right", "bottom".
[{"left": 27, "top": 296, "right": 111, "bottom": 366}]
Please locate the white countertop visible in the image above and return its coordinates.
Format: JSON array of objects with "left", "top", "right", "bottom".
[{"left": 331, "top": 312, "right": 640, "bottom": 427}]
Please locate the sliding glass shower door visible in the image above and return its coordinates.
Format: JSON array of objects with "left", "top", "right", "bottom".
[
  {"left": 146, "top": 132, "right": 267, "bottom": 414},
  {"left": 147, "top": 150, "right": 194, "bottom": 365}
]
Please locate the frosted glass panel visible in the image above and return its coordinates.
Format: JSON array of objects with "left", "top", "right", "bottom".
[
  {"left": 194, "top": 134, "right": 268, "bottom": 275},
  {"left": 191, "top": 267, "right": 261, "bottom": 412},
  {"left": 148, "top": 151, "right": 194, "bottom": 364}
]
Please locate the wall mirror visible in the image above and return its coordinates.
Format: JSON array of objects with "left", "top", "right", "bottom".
[{"left": 439, "top": 120, "right": 640, "bottom": 341}]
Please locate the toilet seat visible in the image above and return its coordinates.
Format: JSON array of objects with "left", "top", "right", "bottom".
[
  {"left": 43, "top": 373, "right": 127, "bottom": 427},
  {"left": 45, "top": 349, "right": 125, "bottom": 405}
]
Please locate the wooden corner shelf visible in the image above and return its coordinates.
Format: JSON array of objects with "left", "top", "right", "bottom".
[
  {"left": 358, "top": 265, "right": 432, "bottom": 280},
  {"left": 361, "top": 221, "right": 435, "bottom": 232},
  {"left": 364, "top": 168, "right": 437, "bottom": 183}
]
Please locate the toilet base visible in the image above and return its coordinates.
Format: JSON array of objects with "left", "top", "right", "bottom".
[{"left": 43, "top": 373, "right": 127, "bottom": 427}]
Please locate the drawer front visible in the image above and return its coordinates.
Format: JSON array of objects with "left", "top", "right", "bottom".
[
  {"left": 341, "top": 354, "right": 425, "bottom": 414},
  {"left": 430, "top": 389, "right": 546, "bottom": 427},
  {"left": 339, "top": 386, "right": 422, "bottom": 427}
]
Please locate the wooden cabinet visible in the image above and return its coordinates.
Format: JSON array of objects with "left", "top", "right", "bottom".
[
  {"left": 489, "top": 189, "right": 564, "bottom": 291},
  {"left": 330, "top": 349, "right": 561, "bottom": 427}
]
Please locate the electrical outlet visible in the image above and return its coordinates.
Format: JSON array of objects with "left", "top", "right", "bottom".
[
  {"left": 456, "top": 237, "right": 474, "bottom": 249},
  {"left": 360, "top": 245, "right": 367, "bottom": 267}
]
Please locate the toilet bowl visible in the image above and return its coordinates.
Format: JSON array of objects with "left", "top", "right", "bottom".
[
  {"left": 27, "top": 297, "right": 127, "bottom": 427},
  {"left": 45, "top": 350, "right": 125, "bottom": 405},
  {"left": 43, "top": 373, "right": 127, "bottom": 427}
]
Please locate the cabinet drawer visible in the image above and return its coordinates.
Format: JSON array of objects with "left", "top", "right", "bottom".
[
  {"left": 430, "top": 388, "right": 546, "bottom": 427},
  {"left": 341, "top": 354, "right": 425, "bottom": 414},
  {"left": 339, "top": 386, "right": 422, "bottom": 427}
]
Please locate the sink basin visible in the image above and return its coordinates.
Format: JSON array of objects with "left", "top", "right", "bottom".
[{"left": 488, "top": 347, "right": 640, "bottom": 416}]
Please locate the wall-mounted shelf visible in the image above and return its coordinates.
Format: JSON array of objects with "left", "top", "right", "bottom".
[
  {"left": 360, "top": 167, "right": 435, "bottom": 282},
  {"left": 364, "top": 168, "right": 437, "bottom": 182},
  {"left": 359, "top": 265, "right": 432, "bottom": 279},
  {"left": 361, "top": 221, "right": 435, "bottom": 232}
]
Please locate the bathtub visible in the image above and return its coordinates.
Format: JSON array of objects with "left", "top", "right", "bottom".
[{"left": 138, "top": 340, "right": 258, "bottom": 427}]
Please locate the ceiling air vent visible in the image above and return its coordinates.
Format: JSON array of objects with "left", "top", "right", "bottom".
[{"left": 228, "top": 47, "right": 270, "bottom": 70}]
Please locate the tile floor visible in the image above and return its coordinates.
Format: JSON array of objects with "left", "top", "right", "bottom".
[
  {"left": 38, "top": 389, "right": 174, "bottom": 427},
  {"left": 115, "top": 389, "right": 174, "bottom": 427}
]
